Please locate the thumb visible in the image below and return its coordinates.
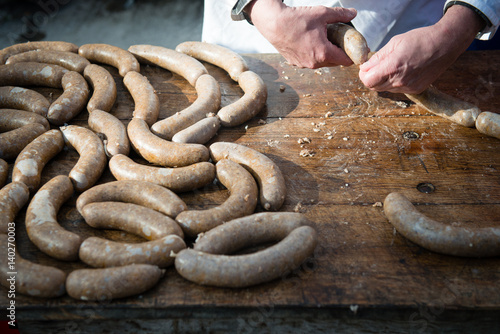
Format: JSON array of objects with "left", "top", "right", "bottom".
[
  {"left": 321, "top": 6, "right": 357, "bottom": 24},
  {"left": 359, "top": 51, "right": 381, "bottom": 72}
]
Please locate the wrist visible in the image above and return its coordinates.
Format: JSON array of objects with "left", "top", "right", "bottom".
[{"left": 247, "top": 0, "right": 286, "bottom": 27}]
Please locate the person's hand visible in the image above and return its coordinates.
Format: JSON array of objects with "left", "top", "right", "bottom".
[
  {"left": 359, "top": 5, "right": 486, "bottom": 94},
  {"left": 247, "top": 0, "right": 357, "bottom": 68}
]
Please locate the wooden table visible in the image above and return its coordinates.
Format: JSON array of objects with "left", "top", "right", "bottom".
[{"left": 1, "top": 51, "right": 499, "bottom": 333}]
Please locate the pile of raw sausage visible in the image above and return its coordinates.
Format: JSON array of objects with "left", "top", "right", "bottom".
[{"left": 0, "top": 41, "right": 318, "bottom": 301}]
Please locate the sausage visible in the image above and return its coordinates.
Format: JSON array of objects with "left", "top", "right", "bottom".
[
  {"left": 0, "top": 86, "right": 50, "bottom": 116},
  {"left": 171, "top": 115, "right": 220, "bottom": 144},
  {"left": 0, "top": 159, "right": 7, "bottom": 188},
  {"left": 5, "top": 50, "right": 91, "bottom": 73},
  {"left": 0, "top": 62, "right": 68, "bottom": 88},
  {"left": 123, "top": 71, "right": 160, "bottom": 126},
  {"left": 151, "top": 74, "right": 221, "bottom": 140},
  {"left": 128, "top": 44, "right": 207, "bottom": 86},
  {"left": 12, "top": 129, "right": 65, "bottom": 193},
  {"left": 78, "top": 43, "right": 140, "bottom": 77},
  {"left": 176, "top": 41, "right": 249, "bottom": 81},
  {"left": 327, "top": 23, "right": 370, "bottom": 65},
  {"left": 76, "top": 179, "right": 187, "bottom": 218},
  {"left": 109, "top": 154, "right": 215, "bottom": 193},
  {"left": 383, "top": 192, "right": 500, "bottom": 257},
  {"left": 0, "top": 182, "right": 29, "bottom": 234},
  {"left": 79, "top": 234, "right": 186, "bottom": 268},
  {"left": 0, "top": 123, "right": 47, "bottom": 160},
  {"left": 209, "top": 142, "right": 286, "bottom": 211},
  {"left": 47, "top": 71, "right": 90, "bottom": 125},
  {"left": 127, "top": 118, "right": 209, "bottom": 167},
  {"left": 475, "top": 111, "right": 500, "bottom": 139},
  {"left": 66, "top": 263, "right": 163, "bottom": 301},
  {"left": 81, "top": 202, "right": 184, "bottom": 240},
  {"left": 175, "top": 225, "right": 317, "bottom": 288},
  {"left": 217, "top": 70, "right": 267, "bottom": 127},
  {"left": 0, "top": 108, "right": 49, "bottom": 131},
  {"left": 193, "top": 212, "right": 311, "bottom": 254},
  {"left": 60, "top": 125, "right": 107, "bottom": 192},
  {"left": 88, "top": 109, "right": 129, "bottom": 157},
  {"left": 83, "top": 64, "right": 117, "bottom": 112},
  {"left": 0, "top": 41, "right": 78, "bottom": 64},
  {"left": 25, "top": 175, "right": 82, "bottom": 261},
  {"left": 176, "top": 159, "right": 258, "bottom": 237},
  {"left": 0, "top": 235, "right": 66, "bottom": 298}
]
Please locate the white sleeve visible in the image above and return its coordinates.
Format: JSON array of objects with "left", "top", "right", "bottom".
[{"left": 444, "top": 0, "right": 500, "bottom": 39}]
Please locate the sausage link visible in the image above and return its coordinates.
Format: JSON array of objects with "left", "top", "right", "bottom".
[
  {"left": 128, "top": 44, "right": 207, "bottom": 86},
  {"left": 0, "top": 41, "right": 78, "bottom": 64},
  {"left": 25, "top": 175, "right": 82, "bottom": 261},
  {"left": 88, "top": 109, "right": 129, "bottom": 157},
  {"left": 209, "top": 142, "right": 286, "bottom": 211},
  {"left": 12, "top": 129, "right": 65, "bottom": 193},
  {"left": 0, "top": 235, "right": 66, "bottom": 298},
  {"left": 171, "top": 115, "right": 220, "bottom": 144},
  {"left": 175, "top": 225, "right": 317, "bottom": 287},
  {"left": 76, "top": 179, "right": 187, "bottom": 218},
  {"left": 109, "top": 154, "right": 215, "bottom": 193},
  {"left": 83, "top": 64, "right": 117, "bottom": 112},
  {"left": 79, "top": 235, "right": 186, "bottom": 268},
  {"left": 6, "top": 50, "right": 91, "bottom": 73},
  {"left": 66, "top": 264, "right": 163, "bottom": 301},
  {"left": 384, "top": 192, "right": 500, "bottom": 257},
  {"left": 78, "top": 43, "right": 140, "bottom": 76},
  {"left": 476, "top": 111, "right": 500, "bottom": 139},
  {"left": 127, "top": 118, "right": 209, "bottom": 167},
  {"left": 176, "top": 41, "right": 249, "bottom": 81},
  {"left": 151, "top": 74, "right": 221, "bottom": 140},
  {"left": 0, "top": 159, "right": 7, "bottom": 188},
  {"left": 47, "top": 71, "right": 89, "bottom": 125},
  {"left": 0, "top": 182, "right": 29, "bottom": 234},
  {"left": 81, "top": 202, "right": 184, "bottom": 240},
  {"left": 327, "top": 23, "right": 370, "bottom": 65},
  {"left": 0, "top": 62, "right": 67, "bottom": 88},
  {"left": 176, "top": 159, "right": 258, "bottom": 237},
  {"left": 0, "top": 109, "right": 49, "bottom": 132},
  {"left": 124, "top": 71, "right": 160, "bottom": 126},
  {"left": 60, "top": 125, "right": 107, "bottom": 192},
  {"left": 0, "top": 86, "right": 50, "bottom": 116},
  {"left": 0, "top": 123, "right": 47, "bottom": 160},
  {"left": 218, "top": 71, "right": 267, "bottom": 127}
]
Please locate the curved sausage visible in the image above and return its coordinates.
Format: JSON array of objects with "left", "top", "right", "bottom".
[
  {"left": 83, "top": 64, "right": 117, "bottom": 113},
  {"left": 25, "top": 175, "right": 82, "bottom": 261},
  {"left": 209, "top": 142, "right": 286, "bottom": 211},
  {"left": 128, "top": 44, "right": 207, "bottom": 86},
  {"left": 76, "top": 179, "right": 187, "bottom": 218},
  {"left": 0, "top": 182, "right": 29, "bottom": 234},
  {"left": 0, "top": 159, "right": 7, "bottom": 188},
  {"left": 5, "top": 50, "right": 91, "bottom": 73},
  {"left": 108, "top": 154, "right": 215, "bottom": 193},
  {"left": 12, "top": 129, "right": 65, "bottom": 193},
  {"left": 217, "top": 70, "right": 267, "bottom": 127},
  {"left": 47, "top": 71, "right": 89, "bottom": 125},
  {"left": 66, "top": 264, "right": 163, "bottom": 301},
  {"left": 79, "top": 235, "right": 186, "bottom": 268},
  {"left": 123, "top": 71, "right": 160, "bottom": 126},
  {"left": 176, "top": 41, "right": 249, "bottom": 81},
  {"left": 0, "top": 235, "right": 66, "bottom": 298},
  {"left": 171, "top": 115, "right": 220, "bottom": 144},
  {"left": 327, "top": 23, "right": 370, "bottom": 65},
  {"left": 0, "top": 62, "right": 67, "bottom": 88},
  {"left": 383, "top": 192, "right": 500, "bottom": 257},
  {"left": 0, "top": 108, "right": 49, "bottom": 131},
  {"left": 476, "top": 111, "right": 500, "bottom": 139},
  {"left": 81, "top": 202, "right": 184, "bottom": 240},
  {"left": 60, "top": 125, "right": 107, "bottom": 192},
  {"left": 0, "top": 122, "right": 47, "bottom": 160},
  {"left": 78, "top": 43, "right": 140, "bottom": 77},
  {"left": 0, "top": 41, "right": 78, "bottom": 64},
  {"left": 193, "top": 212, "right": 310, "bottom": 254},
  {"left": 127, "top": 118, "right": 209, "bottom": 167},
  {"left": 88, "top": 109, "right": 129, "bottom": 157},
  {"left": 0, "top": 86, "right": 50, "bottom": 116},
  {"left": 175, "top": 225, "right": 317, "bottom": 288},
  {"left": 151, "top": 74, "right": 221, "bottom": 140},
  {"left": 176, "top": 159, "right": 258, "bottom": 237}
]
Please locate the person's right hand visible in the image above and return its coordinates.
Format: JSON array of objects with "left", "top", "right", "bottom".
[{"left": 247, "top": 0, "right": 357, "bottom": 68}]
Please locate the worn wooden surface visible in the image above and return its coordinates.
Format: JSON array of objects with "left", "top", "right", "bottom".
[{"left": 1, "top": 51, "right": 499, "bottom": 333}]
